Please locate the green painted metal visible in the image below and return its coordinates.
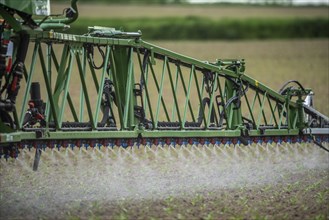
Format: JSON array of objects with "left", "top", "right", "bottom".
[
  {"left": 155, "top": 57, "right": 167, "bottom": 127},
  {"left": 225, "top": 78, "right": 240, "bottom": 129},
  {"left": 123, "top": 47, "right": 135, "bottom": 129},
  {"left": 38, "top": 43, "right": 59, "bottom": 130},
  {"left": 182, "top": 66, "right": 194, "bottom": 127},
  {"left": 0, "top": 2, "right": 328, "bottom": 150},
  {"left": 0, "top": 0, "right": 50, "bottom": 16},
  {"left": 0, "top": 0, "right": 78, "bottom": 31},
  {"left": 193, "top": 68, "right": 207, "bottom": 128},
  {"left": 94, "top": 46, "right": 111, "bottom": 128},
  {"left": 19, "top": 43, "right": 39, "bottom": 129},
  {"left": 58, "top": 50, "right": 74, "bottom": 127},
  {"left": 166, "top": 56, "right": 182, "bottom": 128},
  {"left": 0, "top": 6, "right": 22, "bottom": 31}
]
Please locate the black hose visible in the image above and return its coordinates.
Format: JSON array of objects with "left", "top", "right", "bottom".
[
  {"left": 196, "top": 97, "right": 216, "bottom": 124},
  {"left": 219, "top": 81, "right": 249, "bottom": 126},
  {"left": 140, "top": 50, "right": 149, "bottom": 88},
  {"left": 5, "top": 31, "right": 29, "bottom": 104},
  {"left": 313, "top": 138, "right": 329, "bottom": 153},
  {"left": 278, "top": 80, "right": 306, "bottom": 95},
  {"left": 86, "top": 44, "right": 105, "bottom": 70},
  {"left": 308, "top": 128, "right": 329, "bottom": 153},
  {"left": 309, "top": 132, "right": 329, "bottom": 153}
]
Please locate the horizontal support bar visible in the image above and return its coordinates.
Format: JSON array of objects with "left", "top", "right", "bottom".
[{"left": 248, "top": 129, "right": 300, "bottom": 136}]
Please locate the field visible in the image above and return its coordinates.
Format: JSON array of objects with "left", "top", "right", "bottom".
[
  {"left": 60, "top": 4, "right": 328, "bottom": 39},
  {"left": 51, "top": 4, "right": 329, "bottom": 19},
  {"left": 154, "top": 39, "right": 329, "bottom": 116},
  {"left": 1, "top": 3, "right": 329, "bottom": 220},
  {"left": 0, "top": 142, "right": 328, "bottom": 219}
]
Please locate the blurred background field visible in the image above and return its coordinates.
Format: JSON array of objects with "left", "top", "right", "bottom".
[
  {"left": 49, "top": 0, "right": 329, "bottom": 115},
  {"left": 55, "top": 3, "right": 329, "bottom": 39},
  {"left": 51, "top": 3, "right": 329, "bottom": 19},
  {"left": 155, "top": 39, "right": 329, "bottom": 115}
]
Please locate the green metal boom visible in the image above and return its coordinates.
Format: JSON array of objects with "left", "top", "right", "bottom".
[{"left": 0, "top": 1, "right": 328, "bottom": 156}]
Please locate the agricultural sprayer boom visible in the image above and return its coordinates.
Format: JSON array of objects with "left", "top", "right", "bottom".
[{"left": 0, "top": 0, "right": 328, "bottom": 170}]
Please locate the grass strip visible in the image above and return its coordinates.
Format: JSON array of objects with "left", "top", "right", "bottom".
[{"left": 66, "top": 17, "right": 329, "bottom": 40}]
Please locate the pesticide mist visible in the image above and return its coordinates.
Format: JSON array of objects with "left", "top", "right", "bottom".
[{"left": 0, "top": 142, "right": 328, "bottom": 219}]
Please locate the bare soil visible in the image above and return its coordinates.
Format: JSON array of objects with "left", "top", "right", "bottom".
[{"left": 0, "top": 142, "right": 328, "bottom": 219}]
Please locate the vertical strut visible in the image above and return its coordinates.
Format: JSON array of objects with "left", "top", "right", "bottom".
[
  {"left": 193, "top": 68, "right": 206, "bottom": 128},
  {"left": 155, "top": 56, "right": 167, "bottom": 127},
  {"left": 76, "top": 51, "right": 95, "bottom": 129},
  {"left": 58, "top": 50, "right": 74, "bottom": 127},
  {"left": 148, "top": 56, "right": 170, "bottom": 122},
  {"left": 94, "top": 46, "right": 110, "bottom": 128},
  {"left": 171, "top": 65, "right": 180, "bottom": 121},
  {"left": 38, "top": 44, "right": 59, "bottom": 129},
  {"left": 206, "top": 72, "right": 218, "bottom": 128},
  {"left": 109, "top": 47, "right": 124, "bottom": 128},
  {"left": 179, "top": 65, "right": 196, "bottom": 122},
  {"left": 182, "top": 65, "right": 194, "bottom": 126},
  {"left": 19, "top": 42, "right": 39, "bottom": 128},
  {"left": 166, "top": 57, "right": 182, "bottom": 127},
  {"left": 50, "top": 46, "right": 78, "bottom": 122},
  {"left": 136, "top": 49, "right": 155, "bottom": 128},
  {"left": 123, "top": 48, "right": 134, "bottom": 129}
]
